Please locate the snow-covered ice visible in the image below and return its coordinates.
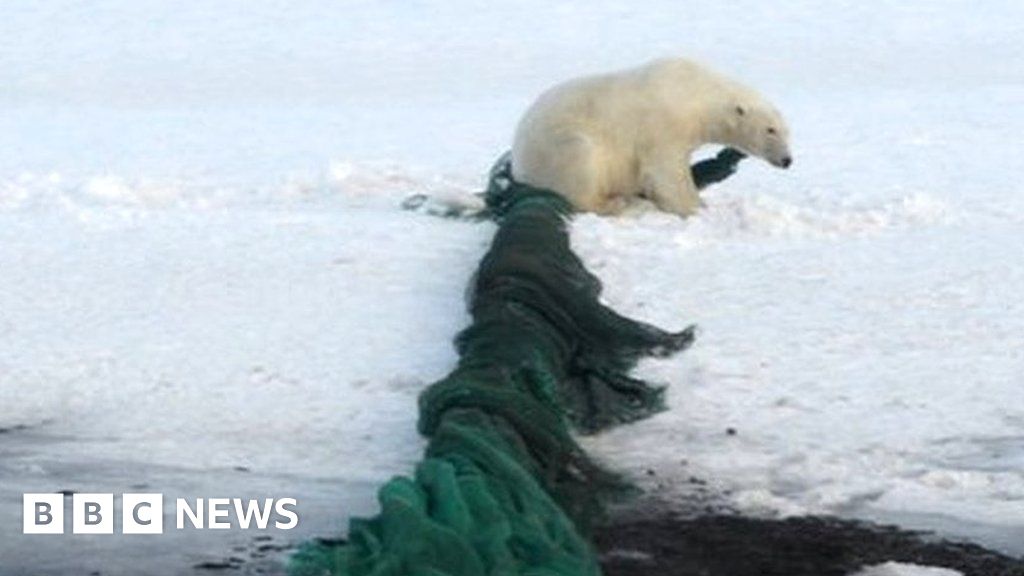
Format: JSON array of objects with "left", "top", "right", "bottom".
[
  {"left": 1, "top": 0, "right": 1023, "bottom": 572},
  {"left": 851, "top": 561, "right": 964, "bottom": 576}
]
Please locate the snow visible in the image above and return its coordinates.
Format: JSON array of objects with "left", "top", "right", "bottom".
[
  {"left": 851, "top": 561, "right": 964, "bottom": 576},
  {"left": 1, "top": 0, "right": 1023, "bottom": 571}
]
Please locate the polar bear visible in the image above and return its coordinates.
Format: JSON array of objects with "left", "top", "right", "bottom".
[{"left": 511, "top": 58, "right": 792, "bottom": 216}]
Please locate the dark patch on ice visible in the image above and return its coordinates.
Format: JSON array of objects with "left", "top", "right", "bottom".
[
  {"left": 313, "top": 536, "right": 349, "bottom": 548},
  {"left": 194, "top": 555, "right": 248, "bottom": 571},
  {"left": 256, "top": 542, "right": 290, "bottom": 554},
  {"left": 193, "top": 559, "right": 238, "bottom": 571},
  {"left": 595, "top": 507, "right": 1024, "bottom": 576}
]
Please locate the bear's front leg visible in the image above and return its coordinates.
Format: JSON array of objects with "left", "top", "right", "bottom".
[{"left": 643, "top": 155, "right": 701, "bottom": 217}]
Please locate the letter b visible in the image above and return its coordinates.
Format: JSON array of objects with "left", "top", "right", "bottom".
[
  {"left": 38, "top": 502, "right": 53, "bottom": 525},
  {"left": 84, "top": 502, "right": 102, "bottom": 525},
  {"left": 73, "top": 494, "right": 113, "bottom": 534},
  {"left": 23, "top": 494, "right": 64, "bottom": 534}
]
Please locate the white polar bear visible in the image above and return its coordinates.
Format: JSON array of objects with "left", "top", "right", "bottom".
[{"left": 511, "top": 58, "right": 792, "bottom": 216}]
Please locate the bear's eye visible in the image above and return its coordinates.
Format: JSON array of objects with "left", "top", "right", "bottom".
[
  {"left": 767, "top": 127, "right": 777, "bottom": 135},
  {"left": 735, "top": 105, "right": 746, "bottom": 116}
]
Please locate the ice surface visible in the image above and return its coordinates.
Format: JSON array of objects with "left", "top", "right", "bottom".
[
  {"left": 1, "top": 0, "right": 1023, "bottom": 571},
  {"left": 851, "top": 561, "right": 964, "bottom": 576}
]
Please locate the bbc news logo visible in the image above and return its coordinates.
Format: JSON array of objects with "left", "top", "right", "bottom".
[{"left": 23, "top": 493, "right": 298, "bottom": 534}]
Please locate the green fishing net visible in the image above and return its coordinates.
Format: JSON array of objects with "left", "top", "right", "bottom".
[{"left": 288, "top": 150, "right": 740, "bottom": 576}]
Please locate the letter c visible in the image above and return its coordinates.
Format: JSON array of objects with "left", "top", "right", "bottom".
[{"left": 133, "top": 502, "right": 152, "bottom": 526}]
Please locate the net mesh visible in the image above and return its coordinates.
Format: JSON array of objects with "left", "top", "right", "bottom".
[{"left": 289, "top": 153, "right": 717, "bottom": 576}]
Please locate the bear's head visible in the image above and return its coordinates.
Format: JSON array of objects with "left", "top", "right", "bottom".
[{"left": 725, "top": 97, "right": 792, "bottom": 169}]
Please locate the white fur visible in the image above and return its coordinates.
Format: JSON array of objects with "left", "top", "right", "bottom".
[{"left": 511, "top": 58, "right": 792, "bottom": 216}]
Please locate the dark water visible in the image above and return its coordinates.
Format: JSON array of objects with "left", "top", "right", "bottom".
[{"left": 0, "top": 430, "right": 376, "bottom": 576}]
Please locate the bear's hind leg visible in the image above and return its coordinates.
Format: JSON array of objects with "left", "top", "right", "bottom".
[{"left": 528, "top": 133, "right": 606, "bottom": 212}]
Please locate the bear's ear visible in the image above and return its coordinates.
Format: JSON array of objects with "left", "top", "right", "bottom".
[{"left": 735, "top": 105, "right": 746, "bottom": 116}]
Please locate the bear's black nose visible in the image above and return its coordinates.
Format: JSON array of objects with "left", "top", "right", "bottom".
[{"left": 780, "top": 156, "right": 792, "bottom": 168}]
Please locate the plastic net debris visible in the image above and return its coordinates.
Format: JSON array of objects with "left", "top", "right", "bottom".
[{"left": 290, "top": 154, "right": 698, "bottom": 576}]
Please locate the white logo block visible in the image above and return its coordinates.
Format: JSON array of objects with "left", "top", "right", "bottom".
[
  {"left": 72, "top": 493, "right": 114, "bottom": 534},
  {"left": 122, "top": 493, "right": 164, "bottom": 534},
  {"left": 23, "top": 493, "right": 64, "bottom": 534}
]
